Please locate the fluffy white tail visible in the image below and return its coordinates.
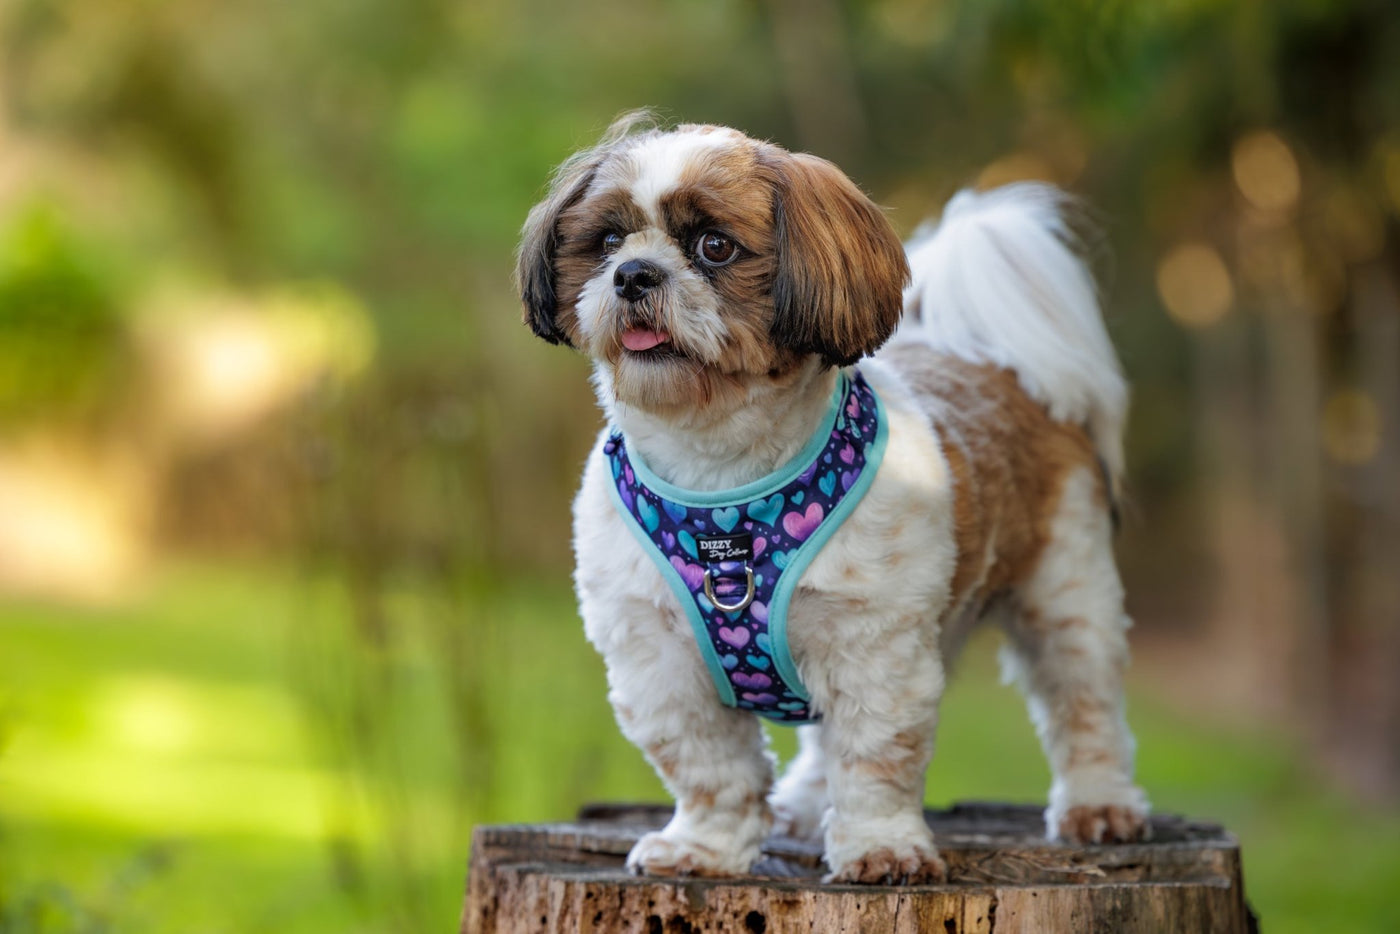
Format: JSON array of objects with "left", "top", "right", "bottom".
[{"left": 899, "top": 183, "right": 1128, "bottom": 486}]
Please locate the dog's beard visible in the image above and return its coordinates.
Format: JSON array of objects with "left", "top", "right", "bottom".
[
  {"left": 606, "top": 313, "right": 709, "bottom": 411},
  {"left": 609, "top": 348, "right": 709, "bottom": 410},
  {"left": 584, "top": 281, "right": 720, "bottom": 410}
]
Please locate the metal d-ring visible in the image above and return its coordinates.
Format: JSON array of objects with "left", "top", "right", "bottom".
[{"left": 703, "top": 565, "right": 755, "bottom": 613}]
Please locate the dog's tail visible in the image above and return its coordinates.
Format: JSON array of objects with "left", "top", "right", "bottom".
[{"left": 899, "top": 183, "right": 1128, "bottom": 494}]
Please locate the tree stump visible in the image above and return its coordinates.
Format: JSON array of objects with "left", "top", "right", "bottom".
[{"left": 462, "top": 802, "right": 1254, "bottom": 933}]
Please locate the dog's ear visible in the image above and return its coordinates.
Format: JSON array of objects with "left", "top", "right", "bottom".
[
  {"left": 517, "top": 111, "right": 658, "bottom": 346},
  {"left": 768, "top": 153, "right": 909, "bottom": 366},
  {"left": 516, "top": 153, "right": 602, "bottom": 347}
]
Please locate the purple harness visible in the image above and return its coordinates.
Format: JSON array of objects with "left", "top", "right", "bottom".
[{"left": 604, "top": 370, "right": 888, "bottom": 724}]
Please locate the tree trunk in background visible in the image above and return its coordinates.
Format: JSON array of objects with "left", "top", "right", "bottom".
[
  {"left": 1330, "top": 261, "right": 1400, "bottom": 798},
  {"left": 764, "top": 0, "right": 869, "bottom": 169},
  {"left": 1261, "top": 303, "right": 1329, "bottom": 734},
  {"left": 1198, "top": 316, "right": 1291, "bottom": 713},
  {"left": 1194, "top": 269, "right": 1398, "bottom": 797}
]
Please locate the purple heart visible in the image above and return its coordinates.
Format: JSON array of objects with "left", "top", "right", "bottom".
[
  {"left": 742, "top": 692, "right": 778, "bottom": 705},
  {"left": 669, "top": 556, "right": 705, "bottom": 591},
  {"left": 718, "top": 625, "right": 750, "bottom": 648},
  {"left": 798, "top": 461, "right": 819, "bottom": 484},
  {"left": 782, "top": 503, "right": 825, "bottom": 541},
  {"left": 619, "top": 482, "right": 633, "bottom": 511},
  {"left": 840, "top": 469, "right": 857, "bottom": 492},
  {"left": 732, "top": 671, "right": 772, "bottom": 689},
  {"left": 661, "top": 531, "right": 676, "bottom": 550},
  {"left": 625, "top": 464, "right": 634, "bottom": 484},
  {"left": 839, "top": 443, "right": 856, "bottom": 465},
  {"left": 749, "top": 601, "right": 768, "bottom": 623}
]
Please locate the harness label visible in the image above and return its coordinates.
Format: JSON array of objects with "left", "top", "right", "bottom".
[{"left": 697, "top": 532, "right": 753, "bottom": 564}]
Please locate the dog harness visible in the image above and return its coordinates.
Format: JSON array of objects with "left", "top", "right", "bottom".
[{"left": 604, "top": 370, "right": 888, "bottom": 724}]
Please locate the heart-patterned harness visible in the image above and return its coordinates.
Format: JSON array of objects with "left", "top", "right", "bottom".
[{"left": 604, "top": 370, "right": 888, "bottom": 723}]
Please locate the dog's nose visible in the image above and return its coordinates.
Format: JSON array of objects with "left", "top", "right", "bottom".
[{"left": 614, "top": 259, "right": 665, "bottom": 301}]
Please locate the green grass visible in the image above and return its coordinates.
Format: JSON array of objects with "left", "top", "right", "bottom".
[{"left": 1, "top": 563, "right": 1397, "bottom": 932}]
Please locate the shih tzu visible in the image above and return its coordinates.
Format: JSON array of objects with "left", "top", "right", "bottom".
[{"left": 516, "top": 113, "right": 1148, "bottom": 885}]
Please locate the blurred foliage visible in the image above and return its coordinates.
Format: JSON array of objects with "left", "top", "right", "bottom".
[
  {"left": 0, "top": 205, "right": 129, "bottom": 426},
  {"left": 2, "top": 0, "right": 1399, "bottom": 931},
  {"left": 0, "top": 845, "right": 172, "bottom": 934},
  {"left": 1, "top": 0, "right": 1396, "bottom": 537}
]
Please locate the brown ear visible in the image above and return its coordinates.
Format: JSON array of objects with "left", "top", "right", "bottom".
[{"left": 768, "top": 153, "right": 909, "bottom": 366}]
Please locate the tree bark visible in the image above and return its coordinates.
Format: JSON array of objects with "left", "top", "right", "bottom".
[{"left": 463, "top": 802, "right": 1254, "bottom": 933}]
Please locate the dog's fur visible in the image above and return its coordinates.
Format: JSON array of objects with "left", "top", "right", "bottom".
[{"left": 517, "top": 114, "right": 1148, "bottom": 884}]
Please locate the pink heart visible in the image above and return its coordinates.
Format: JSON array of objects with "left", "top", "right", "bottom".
[
  {"left": 718, "top": 626, "right": 750, "bottom": 648},
  {"left": 742, "top": 692, "right": 778, "bottom": 705},
  {"left": 782, "top": 503, "right": 825, "bottom": 541},
  {"left": 753, "top": 537, "right": 766, "bottom": 557},
  {"left": 669, "top": 556, "right": 704, "bottom": 591},
  {"left": 839, "top": 443, "right": 856, "bottom": 465}
]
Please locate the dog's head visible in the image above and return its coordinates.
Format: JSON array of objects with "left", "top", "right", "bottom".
[{"left": 516, "top": 114, "right": 909, "bottom": 410}]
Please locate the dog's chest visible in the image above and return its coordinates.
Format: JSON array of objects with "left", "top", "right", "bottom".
[{"left": 573, "top": 390, "right": 959, "bottom": 690}]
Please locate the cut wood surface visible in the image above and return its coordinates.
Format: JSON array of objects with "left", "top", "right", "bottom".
[{"left": 463, "top": 802, "right": 1255, "bottom": 933}]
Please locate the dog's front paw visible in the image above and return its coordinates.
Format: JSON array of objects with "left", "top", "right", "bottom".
[
  {"left": 1055, "top": 804, "right": 1149, "bottom": 844},
  {"left": 825, "top": 843, "right": 947, "bottom": 886},
  {"left": 626, "top": 830, "right": 753, "bottom": 878}
]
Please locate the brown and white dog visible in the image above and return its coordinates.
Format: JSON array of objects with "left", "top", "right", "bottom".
[{"left": 517, "top": 113, "right": 1148, "bottom": 884}]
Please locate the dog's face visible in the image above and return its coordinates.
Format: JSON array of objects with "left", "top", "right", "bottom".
[{"left": 517, "top": 116, "right": 909, "bottom": 411}]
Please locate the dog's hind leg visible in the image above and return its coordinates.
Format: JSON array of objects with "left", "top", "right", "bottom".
[
  {"left": 769, "top": 724, "right": 829, "bottom": 842},
  {"left": 1001, "top": 466, "right": 1150, "bottom": 844}
]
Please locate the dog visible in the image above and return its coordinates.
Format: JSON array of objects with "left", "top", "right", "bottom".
[{"left": 516, "top": 113, "right": 1149, "bottom": 884}]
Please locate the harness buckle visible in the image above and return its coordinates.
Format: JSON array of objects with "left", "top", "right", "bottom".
[{"left": 703, "top": 564, "right": 755, "bottom": 613}]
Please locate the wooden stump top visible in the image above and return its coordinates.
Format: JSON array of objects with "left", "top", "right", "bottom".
[{"left": 463, "top": 802, "right": 1254, "bottom": 933}]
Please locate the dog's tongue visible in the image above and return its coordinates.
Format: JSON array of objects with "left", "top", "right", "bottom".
[{"left": 622, "top": 329, "right": 670, "bottom": 352}]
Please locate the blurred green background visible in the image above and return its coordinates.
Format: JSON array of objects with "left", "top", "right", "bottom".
[{"left": 2, "top": 0, "right": 1399, "bottom": 931}]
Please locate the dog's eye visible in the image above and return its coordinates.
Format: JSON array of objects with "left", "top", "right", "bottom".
[
  {"left": 601, "top": 232, "right": 624, "bottom": 253},
  {"left": 695, "top": 231, "right": 738, "bottom": 267}
]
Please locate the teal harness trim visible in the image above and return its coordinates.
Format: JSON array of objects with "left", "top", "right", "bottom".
[
  {"left": 769, "top": 389, "right": 887, "bottom": 704},
  {"left": 604, "top": 370, "right": 888, "bottom": 723},
  {"left": 625, "top": 380, "right": 846, "bottom": 508}
]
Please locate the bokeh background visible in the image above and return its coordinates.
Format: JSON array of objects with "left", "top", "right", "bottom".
[{"left": 2, "top": 0, "right": 1399, "bottom": 931}]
